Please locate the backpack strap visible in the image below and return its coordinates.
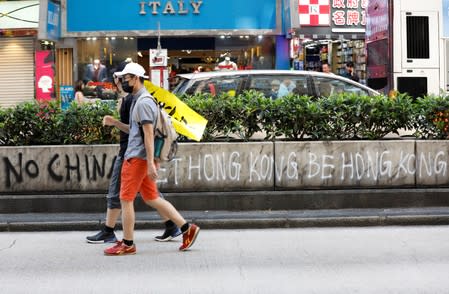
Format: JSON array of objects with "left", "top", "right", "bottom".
[{"left": 133, "top": 94, "right": 159, "bottom": 141}]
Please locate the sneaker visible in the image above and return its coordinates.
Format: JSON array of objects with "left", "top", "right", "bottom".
[
  {"left": 154, "top": 226, "right": 182, "bottom": 242},
  {"left": 104, "top": 241, "right": 136, "bottom": 256},
  {"left": 179, "top": 224, "right": 200, "bottom": 251},
  {"left": 86, "top": 230, "right": 117, "bottom": 244}
]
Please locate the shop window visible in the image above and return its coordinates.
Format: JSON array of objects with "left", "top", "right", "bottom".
[{"left": 76, "top": 38, "right": 138, "bottom": 84}]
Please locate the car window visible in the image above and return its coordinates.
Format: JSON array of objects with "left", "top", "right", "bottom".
[
  {"left": 313, "top": 76, "right": 369, "bottom": 97},
  {"left": 172, "top": 77, "right": 189, "bottom": 94},
  {"left": 248, "top": 75, "right": 309, "bottom": 99},
  {"left": 184, "top": 75, "right": 246, "bottom": 97}
]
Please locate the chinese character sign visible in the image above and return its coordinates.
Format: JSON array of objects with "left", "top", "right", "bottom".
[
  {"left": 331, "top": 0, "right": 366, "bottom": 27},
  {"left": 298, "top": 0, "right": 366, "bottom": 28}
]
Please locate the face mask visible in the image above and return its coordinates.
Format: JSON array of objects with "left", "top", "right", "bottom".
[{"left": 121, "top": 80, "right": 134, "bottom": 93}]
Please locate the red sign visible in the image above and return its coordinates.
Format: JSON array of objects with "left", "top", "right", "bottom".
[
  {"left": 35, "top": 50, "right": 55, "bottom": 101},
  {"left": 298, "top": 0, "right": 331, "bottom": 26}
]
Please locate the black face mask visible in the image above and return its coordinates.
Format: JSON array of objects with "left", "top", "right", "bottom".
[{"left": 122, "top": 80, "right": 134, "bottom": 93}]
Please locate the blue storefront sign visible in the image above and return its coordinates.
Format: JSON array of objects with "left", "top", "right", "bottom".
[
  {"left": 60, "top": 86, "right": 74, "bottom": 110},
  {"left": 65, "top": 0, "right": 277, "bottom": 34},
  {"left": 444, "top": 0, "right": 449, "bottom": 38},
  {"left": 47, "top": 0, "right": 61, "bottom": 40}
]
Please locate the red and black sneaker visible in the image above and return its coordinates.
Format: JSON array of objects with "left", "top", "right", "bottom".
[{"left": 179, "top": 224, "right": 200, "bottom": 251}]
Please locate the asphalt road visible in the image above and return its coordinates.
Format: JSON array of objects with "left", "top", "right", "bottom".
[{"left": 1, "top": 226, "right": 449, "bottom": 294}]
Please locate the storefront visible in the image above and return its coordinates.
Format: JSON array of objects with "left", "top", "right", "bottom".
[
  {"left": 285, "top": 0, "right": 367, "bottom": 84},
  {"left": 61, "top": 0, "right": 287, "bottom": 89},
  {"left": 0, "top": 1, "right": 40, "bottom": 108}
]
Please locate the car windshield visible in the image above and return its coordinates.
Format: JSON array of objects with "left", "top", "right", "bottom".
[{"left": 183, "top": 75, "right": 246, "bottom": 96}]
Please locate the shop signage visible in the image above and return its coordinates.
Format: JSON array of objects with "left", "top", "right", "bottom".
[
  {"left": 149, "top": 49, "right": 168, "bottom": 66},
  {"left": 0, "top": 1, "right": 39, "bottom": 29},
  {"left": 46, "top": 0, "right": 60, "bottom": 41},
  {"left": 35, "top": 50, "right": 55, "bottom": 102},
  {"left": 298, "top": 0, "right": 331, "bottom": 26},
  {"left": 331, "top": 0, "right": 367, "bottom": 27},
  {"left": 65, "top": 0, "right": 276, "bottom": 34},
  {"left": 366, "top": 0, "right": 389, "bottom": 42},
  {"left": 60, "top": 86, "right": 74, "bottom": 110},
  {"left": 297, "top": 0, "right": 366, "bottom": 28},
  {"left": 139, "top": 0, "right": 203, "bottom": 15}
]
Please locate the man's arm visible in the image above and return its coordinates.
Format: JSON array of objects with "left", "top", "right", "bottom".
[
  {"left": 103, "top": 115, "right": 130, "bottom": 133},
  {"left": 142, "top": 123, "right": 158, "bottom": 180}
]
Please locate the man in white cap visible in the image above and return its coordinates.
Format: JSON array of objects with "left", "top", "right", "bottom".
[{"left": 104, "top": 63, "right": 200, "bottom": 255}]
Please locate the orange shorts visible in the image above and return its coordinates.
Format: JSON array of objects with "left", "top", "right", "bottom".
[{"left": 120, "top": 158, "right": 160, "bottom": 202}]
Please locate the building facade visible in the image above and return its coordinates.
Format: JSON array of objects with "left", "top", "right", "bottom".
[{"left": 60, "top": 0, "right": 289, "bottom": 87}]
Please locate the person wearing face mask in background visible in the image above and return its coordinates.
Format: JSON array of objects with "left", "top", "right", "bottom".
[
  {"left": 86, "top": 61, "right": 182, "bottom": 244},
  {"left": 104, "top": 62, "right": 200, "bottom": 255}
]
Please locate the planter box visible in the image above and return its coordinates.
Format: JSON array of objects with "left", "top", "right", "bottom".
[{"left": 1, "top": 140, "right": 448, "bottom": 194}]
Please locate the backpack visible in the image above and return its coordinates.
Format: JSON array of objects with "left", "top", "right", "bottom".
[
  {"left": 153, "top": 99, "right": 178, "bottom": 162},
  {"left": 137, "top": 95, "right": 178, "bottom": 162}
]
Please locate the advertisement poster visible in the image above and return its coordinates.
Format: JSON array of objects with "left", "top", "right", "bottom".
[
  {"left": 149, "top": 49, "right": 168, "bottom": 67},
  {"left": 60, "top": 85, "right": 74, "bottom": 110},
  {"left": 35, "top": 50, "right": 55, "bottom": 101},
  {"left": 150, "top": 68, "right": 169, "bottom": 89}
]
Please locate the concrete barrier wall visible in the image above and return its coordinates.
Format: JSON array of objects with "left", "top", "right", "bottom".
[{"left": 1, "top": 140, "right": 448, "bottom": 193}]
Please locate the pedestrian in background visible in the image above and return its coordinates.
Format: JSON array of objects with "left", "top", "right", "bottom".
[
  {"left": 341, "top": 61, "right": 359, "bottom": 82},
  {"left": 104, "top": 63, "right": 200, "bottom": 256},
  {"left": 321, "top": 62, "right": 333, "bottom": 74},
  {"left": 74, "top": 80, "right": 99, "bottom": 104},
  {"left": 277, "top": 78, "right": 296, "bottom": 98}
]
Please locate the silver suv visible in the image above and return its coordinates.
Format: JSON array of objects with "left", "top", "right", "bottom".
[{"left": 172, "top": 70, "right": 379, "bottom": 98}]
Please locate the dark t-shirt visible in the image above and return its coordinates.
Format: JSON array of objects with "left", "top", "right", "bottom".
[{"left": 118, "top": 94, "right": 134, "bottom": 157}]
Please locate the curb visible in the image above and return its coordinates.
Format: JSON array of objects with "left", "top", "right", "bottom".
[{"left": 2, "top": 211, "right": 449, "bottom": 232}]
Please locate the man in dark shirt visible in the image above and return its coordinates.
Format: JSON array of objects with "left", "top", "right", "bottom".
[{"left": 341, "top": 61, "right": 360, "bottom": 82}]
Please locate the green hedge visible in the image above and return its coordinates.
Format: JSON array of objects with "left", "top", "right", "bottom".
[
  {"left": 1, "top": 92, "right": 449, "bottom": 146},
  {"left": 0, "top": 100, "right": 118, "bottom": 146},
  {"left": 182, "top": 91, "right": 449, "bottom": 141}
]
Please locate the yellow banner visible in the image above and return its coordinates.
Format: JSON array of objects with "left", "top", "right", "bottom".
[{"left": 144, "top": 81, "right": 207, "bottom": 141}]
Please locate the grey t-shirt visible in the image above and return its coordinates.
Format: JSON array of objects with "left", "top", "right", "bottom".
[{"left": 124, "top": 87, "right": 158, "bottom": 160}]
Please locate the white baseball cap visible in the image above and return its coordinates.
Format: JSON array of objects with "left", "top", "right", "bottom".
[{"left": 114, "top": 62, "right": 148, "bottom": 79}]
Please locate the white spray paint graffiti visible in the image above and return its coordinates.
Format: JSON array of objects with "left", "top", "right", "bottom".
[
  {"left": 2, "top": 147, "right": 449, "bottom": 191},
  {"left": 158, "top": 150, "right": 449, "bottom": 185}
]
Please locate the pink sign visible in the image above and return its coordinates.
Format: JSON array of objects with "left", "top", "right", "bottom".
[
  {"left": 35, "top": 50, "right": 55, "bottom": 101},
  {"left": 298, "top": 0, "right": 367, "bottom": 28}
]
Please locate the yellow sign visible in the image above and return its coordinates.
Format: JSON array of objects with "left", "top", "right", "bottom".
[{"left": 144, "top": 80, "right": 207, "bottom": 141}]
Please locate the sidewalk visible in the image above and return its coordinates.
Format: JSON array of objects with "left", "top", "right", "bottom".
[{"left": 2, "top": 207, "right": 449, "bottom": 232}]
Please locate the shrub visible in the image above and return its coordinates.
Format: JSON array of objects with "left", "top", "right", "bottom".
[
  {"left": 412, "top": 94, "right": 449, "bottom": 139},
  {"left": 2, "top": 92, "right": 449, "bottom": 145},
  {"left": 0, "top": 100, "right": 117, "bottom": 146}
]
